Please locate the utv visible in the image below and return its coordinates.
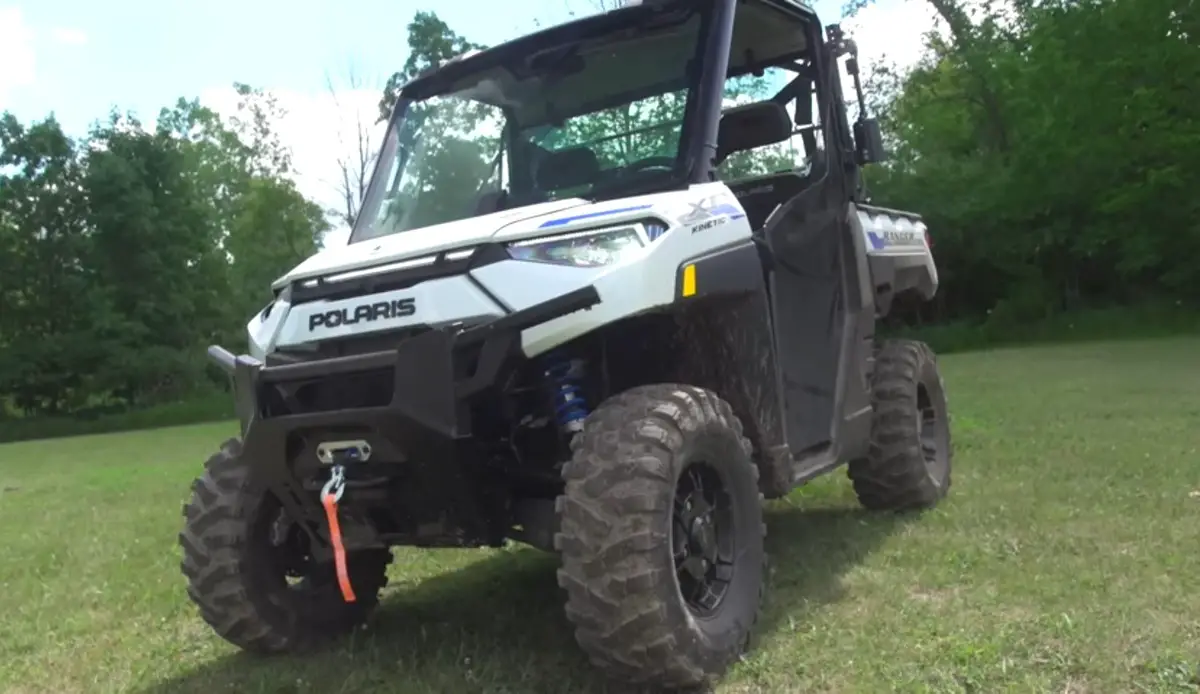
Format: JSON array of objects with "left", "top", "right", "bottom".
[{"left": 181, "top": 0, "right": 952, "bottom": 687}]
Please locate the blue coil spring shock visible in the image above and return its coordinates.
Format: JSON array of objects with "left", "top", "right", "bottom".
[{"left": 542, "top": 349, "right": 589, "bottom": 433}]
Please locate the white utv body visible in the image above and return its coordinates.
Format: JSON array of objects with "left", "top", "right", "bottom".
[
  {"left": 183, "top": 0, "right": 952, "bottom": 689},
  {"left": 253, "top": 182, "right": 936, "bottom": 362}
]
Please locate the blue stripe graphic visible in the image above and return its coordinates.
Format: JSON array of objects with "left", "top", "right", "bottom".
[
  {"left": 867, "top": 231, "right": 886, "bottom": 250},
  {"left": 708, "top": 203, "right": 746, "bottom": 220},
  {"left": 538, "top": 204, "right": 654, "bottom": 229}
]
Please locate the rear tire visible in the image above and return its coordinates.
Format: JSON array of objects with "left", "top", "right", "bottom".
[
  {"left": 554, "top": 384, "right": 767, "bottom": 689},
  {"left": 849, "top": 339, "right": 953, "bottom": 510},
  {"left": 179, "top": 438, "right": 391, "bottom": 653}
]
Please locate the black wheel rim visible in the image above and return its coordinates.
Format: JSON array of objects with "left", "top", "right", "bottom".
[
  {"left": 267, "top": 506, "right": 315, "bottom": 585},
  {"left": 255, "top": 497, "right": 341, "bottom": 604},
  {"left": 671, "top": 461, "right": 736, "bottom": 616},
  {"left": 916, "top": 384, "right": 948, "bottom": 482}
]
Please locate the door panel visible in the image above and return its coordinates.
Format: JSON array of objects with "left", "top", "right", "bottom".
[{"left": 763, "top": 167, "right": 848, "bottom": 454}]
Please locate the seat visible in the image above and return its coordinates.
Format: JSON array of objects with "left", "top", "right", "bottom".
[{"left": 725, "top": 171, "right": 811, "bottom": 230}]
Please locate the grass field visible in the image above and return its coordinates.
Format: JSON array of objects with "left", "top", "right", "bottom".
[{"left": 1, "top": 337, "right": 1198, "bottom": 694}]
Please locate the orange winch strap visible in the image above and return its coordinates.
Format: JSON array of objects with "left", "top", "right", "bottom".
[{"left": 321, "top": 492, "right": 357, "bottom": 603}]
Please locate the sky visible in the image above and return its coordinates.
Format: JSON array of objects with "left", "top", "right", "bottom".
[{"left": 0, "top": 0, "right": 939, "bottom": 244}]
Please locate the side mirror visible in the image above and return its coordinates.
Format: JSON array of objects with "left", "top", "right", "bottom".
[{"left": 853, "top": 118, "right": 886, "bottom": 165}]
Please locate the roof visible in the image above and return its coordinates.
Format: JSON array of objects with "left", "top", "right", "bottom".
[{"left": 400, "top": 0, "right": 821, "bottom": 104}]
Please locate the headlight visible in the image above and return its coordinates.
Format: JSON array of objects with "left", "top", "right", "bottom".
[{"left": 506, "top": 225, "right": 645, "bottom": 267}]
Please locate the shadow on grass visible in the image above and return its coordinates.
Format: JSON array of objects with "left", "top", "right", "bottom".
[{"left": 140, "top": 503, "right": 906, "bottom": 694}]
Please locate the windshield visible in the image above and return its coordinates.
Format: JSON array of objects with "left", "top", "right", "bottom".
[{"left": 350, "top": 6, "right": 705, "bottom": 244}]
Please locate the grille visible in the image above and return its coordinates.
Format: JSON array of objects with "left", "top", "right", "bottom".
[{"left": 259, "top": 367, "right": 395, "bottom": 417}]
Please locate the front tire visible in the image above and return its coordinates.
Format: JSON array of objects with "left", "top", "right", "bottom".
[
  {"left": 848, "top": 339, "right": 953, "bottom": 510},
  {"left": 179, "top": 438, "right": 391, "bottom": 653},
  {"left": 554, "top": 384, "right": 767, "bottom": 689}
]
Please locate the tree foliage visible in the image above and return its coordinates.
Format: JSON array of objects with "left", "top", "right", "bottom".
[
  {"left": 861, "top": 0, "right": 1199, "bottom": 325},
  {"left": 377, "top": 12, "right": 486, "bottom": 123},
  {"left": 0, "top": 96, "right": 324, "bottom": 416}
]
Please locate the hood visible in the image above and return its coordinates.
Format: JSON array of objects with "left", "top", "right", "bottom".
[{"left": 273, "top": 197, "right": 591, "bottom": 289}]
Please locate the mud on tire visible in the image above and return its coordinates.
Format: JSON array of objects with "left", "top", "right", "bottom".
[
  {"left": 554, "top": 384, "right": 767, "bottom": 689},
  {"left": 179, "top": 438, "right": 391, "bottom": 653},
  {"left": 848, "top": 338, "right": 953, "bottom": 511}
]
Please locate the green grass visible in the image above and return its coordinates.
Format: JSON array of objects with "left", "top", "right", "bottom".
[
  {"left": 0, "top": 390, "right": 233, "bottom": 444},
  {"left": 886, "top": 302, "right": 1200, "bottom": 355},
  {"left": 1, "top": 337, "right": 1198, "bottom": 693}
]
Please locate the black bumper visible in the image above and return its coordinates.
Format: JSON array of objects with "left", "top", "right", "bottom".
[{"left": 207, "top": 286, "right": 600, "bottom": 554}]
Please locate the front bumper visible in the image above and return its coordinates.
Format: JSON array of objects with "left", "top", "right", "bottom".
[{"left": 207, "top": 286, "right": 601, "bottom": 555}]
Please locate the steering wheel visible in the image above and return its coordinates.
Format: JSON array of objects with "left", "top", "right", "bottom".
[{"left": 622, "top": 156, "right": 675, "bottom": 177}]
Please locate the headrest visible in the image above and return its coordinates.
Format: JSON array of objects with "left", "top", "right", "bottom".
[
  {"left": 536, "top": 147, "right": 600, "bottom": 191},
  {"left": 716, "top": 101, "right": 793, "bottom": 164}
]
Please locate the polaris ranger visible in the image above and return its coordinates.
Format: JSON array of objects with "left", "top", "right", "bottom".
[{"left": 181, "top": 0, "right": 952, "bottom": 687}]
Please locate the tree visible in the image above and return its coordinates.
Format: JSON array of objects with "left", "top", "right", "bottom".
[
  {"left": 83, "top": 111, "right": 231, "bottom": 404},
  {"left": 0, "top": 85, "right": 328, "bottom": 416},
  {"left": 377, "top": 12, "right": 486, "bottom": 123},
  {"left": 227, "top": 83, "right": 294, "bottom": 178},
  {"left": 325, "top": 64, "right": 385, "bottom": 229},
  {"left": 854, "top": 0, "right": 1200, "bottom": 323},
  {"left": 224, "top": 175, "right": 327, "bottom": 323},
  {"left": 156, "top": 92, "right": 326, "bottom": 336},
  {"left": 0, "top": 113, "right": 106, "bottom": 414}
]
